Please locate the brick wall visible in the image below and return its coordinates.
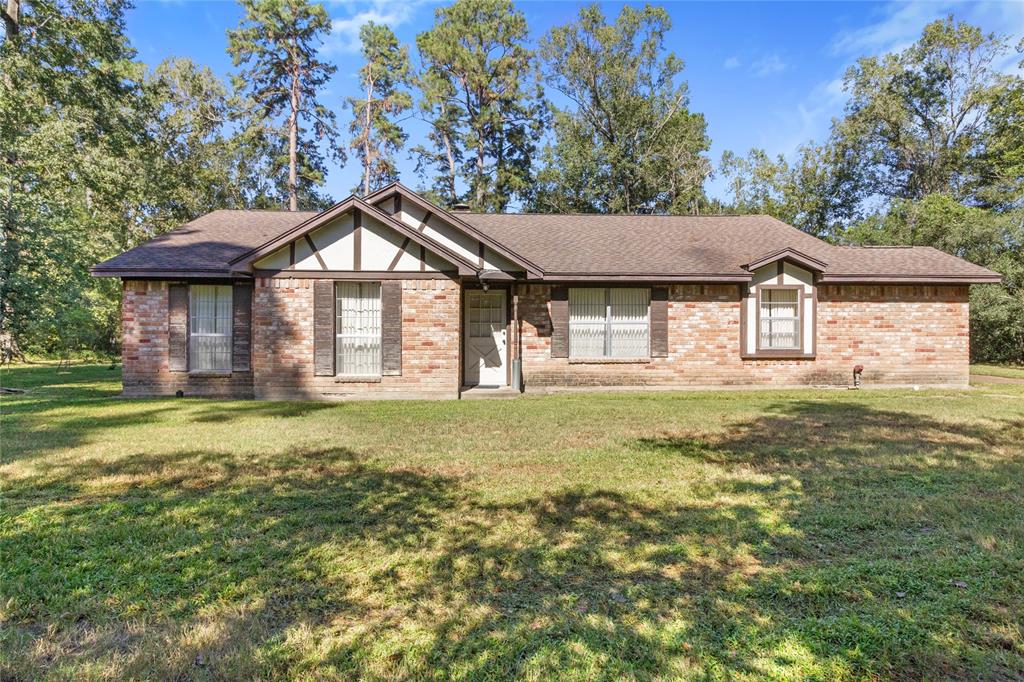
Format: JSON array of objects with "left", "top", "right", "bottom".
[
  {"left": 121, "top": 279, "right": 969, "bottom": 399},
  {"left": 121, "top": 280, "right": 254, "bottom": 397},
  {"left": 519, "top": 283, "right": 969, "bottom": 389},
  {"left": 252, "top": 277, "right": 461, "bottom": 399}
]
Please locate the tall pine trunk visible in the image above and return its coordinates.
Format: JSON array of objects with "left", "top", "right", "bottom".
[
  {"left": 287, "top": 40, "right": 300, "bottom": 212},
  {"left": 362, "top": 76, "right": 373, "bottom": 196}
]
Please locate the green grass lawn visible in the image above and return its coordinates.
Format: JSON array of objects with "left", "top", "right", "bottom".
[
  {"left": 2, "top": 364, "right": 1023, "bottom": 681},
  {"left": 971, "top": 363, "right": 1024, "bottom": 380}
]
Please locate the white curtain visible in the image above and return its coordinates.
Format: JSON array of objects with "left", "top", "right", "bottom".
[
  {"left": 336, "top": 282, "right": 382, "bottom": 376},
  {"left": 609, "top": 288, "right": 650, "bottom": 358},
  {"left": 569, "top": 288, "right": 649, "bottom": 358},
  {"left": 189, "top": 285, "right": 232, "bottom": 371},
  {"left": 760, "top": 289, "right": 799, "bottom": 349}
]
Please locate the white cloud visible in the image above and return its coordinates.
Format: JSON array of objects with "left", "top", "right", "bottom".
[
  {"left": 723, "top": 56, "right": 741, "bottom": 70},
  {"left": 831, "top": 1, "right": 952, "bottom": 56},
  {"left": 324, "top": 0, "right": 426, "bottom": 54},
  {"left": 831, "top": 0, "right": 1024, "bottom": 59},
  {"left": 750, "top": 54, "right": 786, "bottom": 76}
]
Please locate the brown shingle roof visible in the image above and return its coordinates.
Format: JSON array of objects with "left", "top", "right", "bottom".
[
  {"left": 460, "top": 213, "right": 1000, "bottom": 282},
  {"left": 93, "top": 205, "right": 1001, "bottom": 283},
  {"left": 93, "top": 210, "right": 316, "bottom": 275}
]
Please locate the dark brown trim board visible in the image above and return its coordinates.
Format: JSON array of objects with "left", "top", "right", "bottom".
[
  {"left": 387, "top": 237, "right": 412, "bottom": 271},
  {"left": 738, "top": 284, "right": 748, "bottom": 358},
  {"left": 543, "top": 274, "right": 752, "bottom": 283},
  {"left": 304, "top": 235, "right": 327, "bottom": 270},
  {"left": 91, "top": 270, "right": 246, "bottom": 280},
  {"left": 743, "top": 247, "right": 828, "bottom": 273},
  {"left": 353, "top": 208, "right": 362, "bottom": 271},
  {"left": 253, "top": 269, "right": 454, "bottom": 280}
]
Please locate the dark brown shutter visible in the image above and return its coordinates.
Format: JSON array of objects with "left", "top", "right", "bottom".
[
  {"left": 381, "top": 281, "right": 402, "bottom": 375},
  {"left": 168, "top": 283, "right": 188, "bottom": 372},
  {"left": 650, "top": 287, "right": 669, "bottom": 357},
  {"left": 550, "top": 286, "right": 569, "bottom": 358},
  {"left": 313, "top": 280, "right": 335, "bottom": 376},
  {"left": 232, "top": 283, "right": 252, "bottom": 372}
]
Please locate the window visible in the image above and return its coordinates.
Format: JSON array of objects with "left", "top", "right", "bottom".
[
  {"left": 569, "top": 288, "right": 649, "bottom": 358},
  {"left": 189, "top": 285, "right": 232, "bottom": 371},
  {"left": 759, "top": 288, "right": 800, "bottom": 350},
  {"left": 336, "top": 282, "right": 381, "bottom": 376}
]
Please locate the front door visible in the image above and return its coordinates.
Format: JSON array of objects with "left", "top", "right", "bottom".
[{"left": 464, "top": 289, "right": 507, "bottom": 387}]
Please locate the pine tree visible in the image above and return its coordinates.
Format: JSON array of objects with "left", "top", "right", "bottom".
[
  {"left": 414, "top": 0, "right": 543, "bottom": 211},
  {"left": 227, "top": 0, "right": 339, "bottom": 211},
  {"left": 347, "top": 22, "right": 411, "bottom": 196}
]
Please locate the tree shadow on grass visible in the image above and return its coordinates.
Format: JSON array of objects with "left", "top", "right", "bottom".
[
  {"left": 3, "top": 401, "right": 1024, "bottom": 679},
  {"left": 1, "top": 397, "right": 338, "bottom": 465}
]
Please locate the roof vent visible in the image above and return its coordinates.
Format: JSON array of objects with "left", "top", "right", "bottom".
[{"left": 451, "top": 203, "right": 471, "bottom": 213}]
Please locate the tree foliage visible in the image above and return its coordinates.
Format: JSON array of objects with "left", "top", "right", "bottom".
[
  {"left": 835, "top": 17, "right": 1019, "bottom": 207},
  {"left": 532, "top": 4, "right": 710, "bottom": 214},
  {"left": 720, "top": 18, "right": 1023, "bottom": 362},
  {"left": 227, "top": 0, "right": 339, "bottom": 211},
  {"left": 347, "top": 22, "right": 411, "bottom": 196},
  {"left": 414, "top": 0, "right": 543, "bottom": 211}
]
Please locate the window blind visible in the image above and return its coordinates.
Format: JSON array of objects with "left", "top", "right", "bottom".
[
  {"left": 189, "top": 285, "right": 232, "bottom": 371},
  {"left": 569, "top": 288, "right": 650, "bottom": 358},
  {"left": 759, "top": 289, "right": 800, "bottom": 349},
  {"left": 336, "top": 282, "right": 382, "bottom": 376}
]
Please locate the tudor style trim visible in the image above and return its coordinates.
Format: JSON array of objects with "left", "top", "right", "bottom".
[
  {"left": 228, "top": 196, "right": 479, "bottom": 276},
  {"left": 253, "top": 269, "right": 454, "bottom": 280},
  {"left": 365, "top": 181, "right": 544, "bottom": 278}
]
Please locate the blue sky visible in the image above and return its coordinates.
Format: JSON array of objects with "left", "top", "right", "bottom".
[{"left": 127, "top": 0, "right": 1024, "bottom": 205}]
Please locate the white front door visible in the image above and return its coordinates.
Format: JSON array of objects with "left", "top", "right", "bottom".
[{"left": 464, "top": 289, "right": 507, "bottom": 387}]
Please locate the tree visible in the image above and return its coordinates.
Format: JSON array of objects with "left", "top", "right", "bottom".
[
  {"left": 414, "top": 0, "right": 543, "bottom": 211},
  {"left": 347, "top": 22, "right": 411, "bottom": 196},
  {"left": 532, "top": 4, "right": 710, "bottom": 215},
  {"left": 718, "top": 143, "right": 861, "bottom": 238},
  {"left": 227, "top": 0, "right": 339, "bottom": 211},
  {"left": 844, "top": 195, "right": 1024, "bottom": 363},
  {"left": 0, "top": 0, "right": 145, "bottom": 361},
  {"left": 835, "top": 17, "right": 1019, "bottom": 207}
]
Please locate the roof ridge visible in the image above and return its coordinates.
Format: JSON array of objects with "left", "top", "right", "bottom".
[{"left": 462, "top": 211, "right": 767, "bottom": 218}]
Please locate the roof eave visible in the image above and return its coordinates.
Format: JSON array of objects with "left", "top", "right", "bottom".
[
  {"left": 540, "top": 273, "right": 752, "bottom": 283},
  {"left": 743, "top": 247, "right": 829, "bottom": 273},
  {"left": 818, "top": 274, "right": 1002, "bottom": 284},
  {"left": 91, "top": 267, "right": 247, "bottom": 279}
]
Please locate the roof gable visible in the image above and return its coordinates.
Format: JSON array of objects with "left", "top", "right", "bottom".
[
  {"left": 743, "top": 247, "right": 828, "bottom": 273},
  {"left": 365, "top": 182, "right": 544, "bottom": 277},
  {"left": 229, "top": 196, "right": 479, "bottom": 276}
]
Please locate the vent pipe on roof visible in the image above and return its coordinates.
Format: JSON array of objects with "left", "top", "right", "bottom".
[{"left": 452, "top": 203, "right": 471, "bottom": 213}]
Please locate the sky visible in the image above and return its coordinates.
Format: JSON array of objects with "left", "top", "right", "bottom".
[{"left": 126, "top": 0, "right": 1024, "bottom": 205}]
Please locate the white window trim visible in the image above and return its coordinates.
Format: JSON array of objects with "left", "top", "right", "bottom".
[
  {"left": 757, "top": 286, "right": 802, "bottom": 352},
  {"left": 568, "top": 287, "right": 650, "bottom": 359}
]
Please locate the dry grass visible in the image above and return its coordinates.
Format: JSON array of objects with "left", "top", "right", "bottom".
[{"left": 2, "top": 363, "right": 1023, "bottom": 680}]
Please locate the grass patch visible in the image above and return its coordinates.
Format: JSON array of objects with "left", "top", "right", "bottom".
[
  {"left": 971, "top": 363, "right": 1024, "bottom": 380},
  {"left": 2, "top": 364, "right": 1023, "bottom": 680}
]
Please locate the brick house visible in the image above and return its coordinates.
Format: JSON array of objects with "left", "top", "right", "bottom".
[{"left": 93, "top": 183, "right": 1000, "bottom": 399}]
